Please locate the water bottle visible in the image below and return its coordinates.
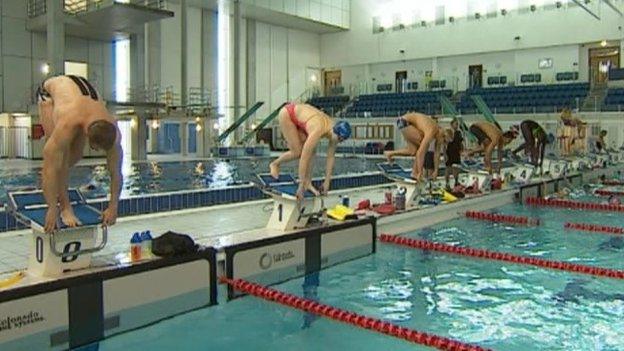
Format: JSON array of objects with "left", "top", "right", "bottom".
[
  {"left": 342, "top": 195, "right": 350, "bottom": 207},
  {"left": 130, "top": 232, "right": 142, "bottom": 262},
  {"left": 140, "top": 230, "right": 153, "bottom": 258}
]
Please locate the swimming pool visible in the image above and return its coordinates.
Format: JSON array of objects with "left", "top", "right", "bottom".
[
  {"left": 0, "top": 156, "right": 398, "bottom": 204},
  {"left": 91, "top": 200, "right": 624, "bottom": 351}
]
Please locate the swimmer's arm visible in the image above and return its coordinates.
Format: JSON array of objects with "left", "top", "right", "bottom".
[
  {"left": 299, "top": 131, "right": 322, "bottom": 185},
  {"left": 434, "top": 141, "right": 442, "bottom": 176},
  {"left": 324, "top": 140, "right": 337, "bottom": 189},
  {"left": 42, "top": 137, "right": 70, "bottom": 217},
  {"left": 483, "top": 142, "right": 496, "bottom": 174},
  {"left": 106, "top": 143, "right": 123, "bottom": 210}
]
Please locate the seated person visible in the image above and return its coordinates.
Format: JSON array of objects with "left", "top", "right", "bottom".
[
  {"left": 269, "top": 103, "right": 351, "bottom": 200},
  {"left": 465, "top": 121, "right": 518, "bottom": 175}
]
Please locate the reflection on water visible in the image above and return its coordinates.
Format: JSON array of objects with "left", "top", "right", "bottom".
[{"left": 0, "top": 156, "right": 392, "bottom": 204}]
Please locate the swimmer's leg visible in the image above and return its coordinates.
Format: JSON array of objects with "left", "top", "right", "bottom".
[
  {"left": 59, "top": 143, "right": 84, "bottom": 228},
  {"left": 270, "top": 111, "right": 304, "bottom": 178}
]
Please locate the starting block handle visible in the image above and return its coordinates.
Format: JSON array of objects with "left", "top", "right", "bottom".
[{"left": 49, "top": 226, "right": 108, "bottom": 258}]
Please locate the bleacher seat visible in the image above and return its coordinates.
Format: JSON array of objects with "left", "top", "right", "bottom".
[
  {"left": 344, "top": 90, "right": 452, "bottom": 118},
  {"left": 457, "top": 82, "right": 589, "bottom": 114},
  {"left": 307, "top": 95, "right": 350, "bottom": 115}
]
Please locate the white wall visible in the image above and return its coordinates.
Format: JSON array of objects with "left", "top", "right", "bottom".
[
  {"left": 242, "top": 0, "right": 350, "bottom": 29},
  {"left": 254, "top": 21, "right": 321, "bottom": 118},
  {"left": 322, "top": 0, "right": 623, "bottom": 67},
  {"left": 337, "top": 44, "right": 583, "bottom": 94},
  {"left": 0, "top": 0, "right": 114, "bottom": 112}
]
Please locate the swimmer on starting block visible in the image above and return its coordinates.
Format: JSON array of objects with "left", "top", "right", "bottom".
[
  {"left": 384, "top": 112, "right": 451, "bottom": 182},
  {"left": 38, "top": 75, "right": 123, "bottom": 233},
  {"left": 269, "top": 103, "right": 351, "bottom": 200},
  {"left": 511, "top": 120, "right": 555, "bottom": 168},
  {"left": 465, "top": 121, "right": 518, "bottom": 175}
]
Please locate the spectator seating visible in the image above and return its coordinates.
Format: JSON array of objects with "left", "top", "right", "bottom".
[
  {"left": 457, "top": 82, "right": 589, "bottom": 114},
  {"left": 344, "top": 90, "right": 453, "bottom": 118},
  {"left": 307, "top": 95, "right": 350, "bottom": 115}
]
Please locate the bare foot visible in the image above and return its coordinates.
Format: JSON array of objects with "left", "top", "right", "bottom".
[
  {"left": 269, "top": 162, "right": 280, "bottom": 179},
  {"left": 61, "top": 208, "right": 82, "bottom": 228},
  {"left": 384, "top": 151, "right": 394, "bottom": 163}
]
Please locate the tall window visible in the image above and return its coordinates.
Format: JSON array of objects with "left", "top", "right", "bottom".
[{"left": 115, "top": 39, "right": 130, "bottom": 102}]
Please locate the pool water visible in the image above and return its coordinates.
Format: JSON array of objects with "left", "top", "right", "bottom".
[
  {"left": 0, "top": 156, "right": 398, "bottom": 204},
  {"left": 94, "top": 202, "right": 624, "bottom": 351}
]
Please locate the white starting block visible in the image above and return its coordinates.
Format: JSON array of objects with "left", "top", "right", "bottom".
[
  {"left": 377, "top": 163, "right": 421, "bottom": 208},
  {"left": 509, "top": 164, "right": 536, "bottom": 184},
  {"left": 458, "top": 172, "right": 492, "bottom": 192},
  {"left": 256, "top": 174, "right": 322, "bottom": 231},
  {"left": 592, "top": 154, "right": 609, "bottom": 168},
  {"left": 545, "top": 159, "right": 568, "bottom": 178},
  {"left": 7, "top": 189, "right": 107, "bottom": 277}
]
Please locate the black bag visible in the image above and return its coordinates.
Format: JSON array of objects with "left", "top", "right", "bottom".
[{"left": 151, "top": 231, "right": 198, "bottom": 257}]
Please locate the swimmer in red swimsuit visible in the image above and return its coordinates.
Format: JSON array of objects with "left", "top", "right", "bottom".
[{"left": 269, "top": 103, "right": 351, "bottom": 200}]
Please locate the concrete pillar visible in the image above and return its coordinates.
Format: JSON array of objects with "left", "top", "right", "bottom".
[
  {"left": 46, "top": 0, "right": 65, "bottom": 75},
  {"left": 232, "top": 0, "right": 242, "bottom": 142},
  {"left": 130, "top": 33, "right": 145, "bottom": 98},
  {"left": 180, "top": 0, "right": 188, "bottom": 106},
  {"left": 180, "top": 121, "right": 189, "bottom": 156},
  {"left": 148, "top": 122, "right": 159, "bottom": 153},
  {"left": 245, "top": 19, "right": 256, "bottom": 133},
  {"left": 131, "top": 116, "right": 147, "bottom": 160}
]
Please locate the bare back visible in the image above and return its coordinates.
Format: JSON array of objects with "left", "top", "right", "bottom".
[
  {"left": 403, "top": 112, "right": 437, "bottom": 134},
  {"left": 294, "top": 103, "right": 332, "bottom": 138},
  {"left": 473, "top": 121, "right": 502, "bottom": 145}
]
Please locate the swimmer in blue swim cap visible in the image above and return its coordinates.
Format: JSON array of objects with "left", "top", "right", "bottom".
[{"left": 269, "top": 103, "right": 351, "bottom": 200}]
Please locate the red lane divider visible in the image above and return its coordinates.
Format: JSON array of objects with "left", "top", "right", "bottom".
[
  {"left": 595, "top": 189, "right": 624, "bottom": 197},
  {"left": 465, "top": 210, "right": 540, "bottom": 226},
  {"left": 220, "top": 277, "right": 491, "bottom": 351},
  {"left": 525, "top": 197, "right": 624, "bottom": 213},
  {"left": 603, "top": 180, "right": 624, "bottom": 186},
  {"left": 379, "top": 234, "right": 624, "bottom": 280},
  {"left": 564, "top": 222, "right": 624, "bottom": 235}
]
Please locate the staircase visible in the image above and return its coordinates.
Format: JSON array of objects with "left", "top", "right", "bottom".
[{"left": 581, "top": 82, "right": 607, "bottom": 112}]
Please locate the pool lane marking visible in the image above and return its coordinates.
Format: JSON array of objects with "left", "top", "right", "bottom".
[
  {"left": 525, "top": 197, "right": 624, "bottom": 213},
  {"left": 379, "top": 234, "right": 624, "bottom": 280},
  {"left": 564, "top": 222, "right": 624, "bottom": 235},
  {"left": 219, "top": 277, "right": 492, "bottom": 351}
]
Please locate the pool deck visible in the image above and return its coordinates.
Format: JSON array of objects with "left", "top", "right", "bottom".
[{"left": 0, "top": 160, "right": 617, "bottom": 286}]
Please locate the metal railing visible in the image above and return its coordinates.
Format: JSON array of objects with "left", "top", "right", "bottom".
[{"left": 28, "top": 0, "right": 166, "bottom": 18}]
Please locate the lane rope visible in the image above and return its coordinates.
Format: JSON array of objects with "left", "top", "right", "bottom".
[
  {"left": 219, "top": 277, "right": 491, "bottom": 351},
  {"left": 525, "top": 196, "right": 624, "bottom": 212},
  {"left": 595, "top": 189, "right": 624, "bottom": 197},
  {"left": 464, "top": 210, "right": 540, "bottom": 226},
  {"left": 379, "top": 234, "right": 624, "bottom": 280},
  {"left": 564, "top": 222, "right": 624, "bottom": 235}
]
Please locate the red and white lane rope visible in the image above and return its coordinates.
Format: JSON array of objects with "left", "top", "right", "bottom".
[
  {"left": 525, "top": 197, "right": 624, "bottom": 212},
  {"left": 379, "top": 234, "right": 624, "bottom": 280},
  {"left": 464, "top": 210, "right": 540, "bottom": 226},
  {"left": 220, "top": 277, "right": 491, "bottom": 351},
  {"left": 564, "top": 222, "right": 624, "bottom": 235}
]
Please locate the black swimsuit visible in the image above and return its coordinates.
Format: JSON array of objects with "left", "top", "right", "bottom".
[
  {"left": 37, "top": 75, "right": 99, "bottom": 102},
  {"left": 469, "top": 125, "right": 489, "bottom": 145}
]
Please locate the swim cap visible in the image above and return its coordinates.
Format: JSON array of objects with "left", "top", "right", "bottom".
[{"left": 333, "top": 121, "right": 352, "bottom": 141}]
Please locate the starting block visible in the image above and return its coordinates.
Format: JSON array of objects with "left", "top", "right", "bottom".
[
  {"left": 7, "top": 189, "right": 107, "bottom": 277},
  {"left": 256, "top": 174, "right": 322, "bottom": 231},
  {"left": 592, "top": 154, "right": 609, "bottom": 168},
  {"left": 377, "top": 163, "right": 421, "bottom": 208},
  {"left": 509, "top": 164, "right": 536, "bottom": 184}
]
